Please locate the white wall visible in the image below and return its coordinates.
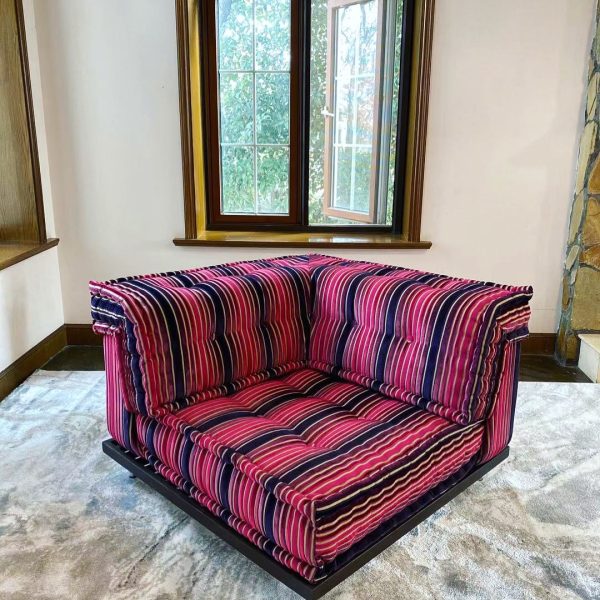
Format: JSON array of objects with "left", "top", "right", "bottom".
[
  {"left": 0, "top": 0, "right": 64, "bottom": 371},
  {"left": 0, "top": 250, "right": 64, "bottom": 371},
  {"left": 32, "top": 0, "right": 596, "bottom": 332}
]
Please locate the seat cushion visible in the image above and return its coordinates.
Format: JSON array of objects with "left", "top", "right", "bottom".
[
  {"left": 310, "top": 264, "right": 532, "bottom": 425},
  {"left": 135, "top": 368, "right": 484, "bottom": 579}
]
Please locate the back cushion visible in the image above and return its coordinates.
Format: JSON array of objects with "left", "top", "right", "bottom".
[
  {"left": 112, "top": 266, "right": 311, "bottom": 415},
  {"left": 309, "top": 266, "right": 532, "bottom": 425}
]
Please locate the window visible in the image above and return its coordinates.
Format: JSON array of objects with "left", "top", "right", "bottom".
[{"left": 175, "top": 0, "right": 434, "bottom": 246}]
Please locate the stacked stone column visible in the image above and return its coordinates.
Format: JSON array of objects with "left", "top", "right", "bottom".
[{"left": 557, "top": 8, "right": 600, "bottom": 362}]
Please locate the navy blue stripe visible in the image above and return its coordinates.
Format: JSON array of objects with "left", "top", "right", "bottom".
[
  {"left": 280, "top": 266, "right": 311, "bottom": 356},
  {"left": 374, "top": 281, "right": 414, "bottom": 381},
  {"left": 122, "top": 409, "right": 133, "bottom": 452},
  {"left": 263, "top": 493, "right": 278, "bottom": 543},
  {"left": 126, "top": 280, "right": 186, "bottom": 401},
  {"left": 145, "top": 419, "right": 158, "bottom": 457},
  {"left": 334, "top": 274, "right": 372, "bottom": 366},
  {"left": 124, "top": 317, "right": 147, "bottom": 416},
  {"left": 422, "top": 283, "right": 483, "bottom": 399},
  {"left": 180, "top": 431, "right": 194, "bottom": 482},
  {"left": 245, "top": 274, "right": 273, "bottom": 369},
  {"left": 196, "top": 281, "right": 233, "bottom": 383},
  {"left": 219, "top": 463, "right": 234, "bottom": 510}
]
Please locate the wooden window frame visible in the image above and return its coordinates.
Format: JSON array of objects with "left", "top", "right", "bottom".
[{"left": 174, "top": 0, "right": 434, "bottom": 248}]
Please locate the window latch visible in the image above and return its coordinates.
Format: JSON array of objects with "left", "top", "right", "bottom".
[{"left": 321, "top": 107, "right": 334, "bottom": 118}]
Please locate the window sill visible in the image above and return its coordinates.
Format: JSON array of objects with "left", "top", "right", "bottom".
[
  {"left": 0, "top": 238, "right": 59, "bottom": 272},
  {"left": 173, "top": 232, "right": 431, "bottom": 249}
]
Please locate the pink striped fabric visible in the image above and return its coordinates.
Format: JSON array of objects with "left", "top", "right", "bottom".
[
  {"left": 93, "top": 263, "right": 314, "bottom": 416},
  {"left": 309, "top": 265, "right": 532, "bottom": 425},
  {"left": 480, "top": 340, "right": 520, "bottom": 461},
  {"left": 102, "top": 329, "right": 140, "bottom": 454},
  {"left": 133, "top": 368, "right": 483, "bottom": 579},
  {"left": 92, "top": 254, "right": 532, "bottom": 582}
]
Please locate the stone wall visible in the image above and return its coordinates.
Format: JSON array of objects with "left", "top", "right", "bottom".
[{"left": 557, "top": 4, "right": 600, "bottom": 362}]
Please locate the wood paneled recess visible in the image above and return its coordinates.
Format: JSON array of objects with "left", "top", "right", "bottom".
[{"left": 0, "top": 0, "right": 56, "bottom": 270}]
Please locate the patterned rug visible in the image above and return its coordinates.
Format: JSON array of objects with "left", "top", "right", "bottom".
[{"left": 1, "top": 371, "right": 599, "bottom": 599}]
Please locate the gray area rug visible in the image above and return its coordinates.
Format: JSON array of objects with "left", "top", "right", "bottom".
[{"left": 0, "top": 371, "right": 599, "bottom": 600}]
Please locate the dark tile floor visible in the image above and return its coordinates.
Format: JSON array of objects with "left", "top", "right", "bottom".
[{"left": 41, "top": 346, "right": 592, "bottom": 383}]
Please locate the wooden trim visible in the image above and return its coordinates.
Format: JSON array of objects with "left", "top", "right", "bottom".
[
  {"left": 175, "top": 0, "right": 197, "bottom": 239},
  {"left": 65, "top": 324, "right": 103, "bottom": 347},
  {"left": 401, "top": 0, "right": 434, "bottom": 242},
  {"left": 0, "top": 325, "right": 66, "bottom": 402},
  {"left": 0, "top": 0, "right": 46, "bottom": 244},
  {"left": 0, "top": 238, "right": 59, "bottom": 272},
  {"left": 14, "top": 0, "right": 46, "bottom": 243},
  {"left": 174, "top": 231, "right": 431, "bottom": 248},
  {"left": 521, "top": 333, "right": 556, "bottom": 356}
]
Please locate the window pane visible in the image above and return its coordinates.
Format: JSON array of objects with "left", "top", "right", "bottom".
[
  {"left": 333, "top": 147, "right": 371, "bottom": 214},
  {"left": 309, "top": 0, "right": 404, "bottom": 226},
  {"left": 255, "top": 0, "right": 290, "bottom": 71},
  {"left": 333, "top": 147, "right": 353, "bottom": 211},
  {"left": 219, "top": 73, "right": 253, "bottom": 144},
  {"left": 216, "top": 0, "right": 291, "bottom": 217},
  {"left": 257, "top": 146, "right": 289, "bottom": 214},
  {"left": 221, "top": 146, "right": 255, "bottom": 213},
  {"left": 353, "top": 149, "right": 372, "bottom": 213},
  {"left": 334, "top": 76, "right": 375, "bottom": 146},
  {"left": 256, "top": 73, "right": 290, "bottom": 144},
  {"left": 336, "top": 2, "right": 378, "bottom": 76},
  {"left": 218, "top": 0, "right": 253, "bottom": 71}
]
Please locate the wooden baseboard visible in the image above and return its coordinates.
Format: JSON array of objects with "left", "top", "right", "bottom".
[
  {"left": 521, "top": 333, "right": 556, "bottom": 355},
  {"left": 0, "top": 326, "right": 67, "bottom": 401},
  {"left": 65, "top": 323, "right": 102, "bottom": 346}
]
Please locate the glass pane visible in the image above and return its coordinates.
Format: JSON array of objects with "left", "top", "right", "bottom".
[
  {"left": 255, "top": 0, "right": 290, "bottom": 71},
  {"left": 334, "top": 76, "right": 375, "bottom": 146},
  {"left": 257, "top": 146, "right": 289, "bottom": 214},
  {"left": 333, "top": 147, "right": 353, "bottom": 211},
  {"left": 221, "top": 146, "right": 255, "bottom": 213},
  {"left": 216, "top": 0, "right": 291, "bottom": 217},
  {"left": 353, "top": 149, "right": 371, "bottom": 213},
  {"left": 309, "top": 0, "right": 404, "bottom": 226},
  {"left": 333, "top": 147, "right": 371, "bottom": 214},
  {"left": 336, "top": 1, "right": 378, "bottom": 77},
  {"left": 219, "top": 73, "right": 254, "bottom": 144},
  {"left": 218, "top": 0, "right": 253, "bottom": 71},
  {"left": 256, "top": 73, "right": 290, "bottom": 144}
]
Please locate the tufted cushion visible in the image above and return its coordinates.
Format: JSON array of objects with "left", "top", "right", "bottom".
[
  {"left": 309, "top": 265, "right": 532, "bottom": 425},
  {"left": 135, "top": 368, "right": 484, "bottom": 581},
  {"left": 92, "top": 265, "right": 312, "bottom": 416}
]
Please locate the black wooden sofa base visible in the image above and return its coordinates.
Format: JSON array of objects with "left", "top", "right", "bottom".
[{"left": 103, "top": 439, "right": 509, "bottom": 599}]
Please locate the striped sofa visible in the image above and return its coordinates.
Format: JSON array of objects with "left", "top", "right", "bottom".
[{"left": 91, "top": 254, "right": 532, "bottom": 587}]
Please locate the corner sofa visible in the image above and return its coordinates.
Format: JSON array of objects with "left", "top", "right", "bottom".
[{"left": 91, "top": 254, "right": 532, "bottom": 598}]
